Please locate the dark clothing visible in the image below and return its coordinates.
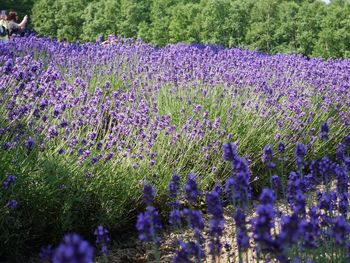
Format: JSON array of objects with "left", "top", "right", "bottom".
[{"left": 8, "top": 21, "right": 20, "bottom": 36}]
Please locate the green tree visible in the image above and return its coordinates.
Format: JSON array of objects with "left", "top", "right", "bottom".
[
  {"left": 24, "top": 0, "right": 350, "bottom": 58},
  {"left": 168, "top": 2, "right": 200, "bottom": 43},
  {"left": 295, "top": 1, "right": 326, "bottom": 56},
  {"left": 273, "top": 1, "right": 300, "bottom": 53},
  {"left": 313, "top": 1, "right": 350, "bottom": 58},
  {"left": 32, "top": 0, "right": 60, "bottom": 37},
  {"left": 149, "top": 0, "right": 177, "bottom": 46},
  {"left": 54, "top": 0, "right": 89, "bottom": 41},
  {"left": 81, "top": 0, "right": 121, "bottom": 42},
  {"left": 226, "top": 0, "right": 254, "bottom": 48},
  {"left": 2, "top": 0, "right": 34, "bottom": 17},
  {"left": 196, "top": 0, "right": 233, "bottom": 46},
  {"left": 118, "top": 0, "right": 151, "bottom": 38},
  {"left": 245, "top": 0, "right": 280, "bottom": 52}
]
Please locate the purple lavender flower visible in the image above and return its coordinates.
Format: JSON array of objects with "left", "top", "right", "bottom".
[
  {"left": 329, "top": 216, "right": 350, "bottom": 245},
  {"left": 104, "top": 152, "right": 114, "bottom": 163},
  {"left": 271, "top": 175, "right": 282, "bottom": 190},
  {"left": 3, "top": 141, "right": 13, "bottom": 150},
  {"left": 213, "top": 183, "right": 222, "bottom": 195},
  {"left": 303, "top": 173, "right": 317, "bottom": 192},
  {"left": 318, "top": 191, "right": 337, "bottom": 211},
  {"left": 252, "top": 189, "right": 276, "bottom": 253},
  {"left": 259, "top": 188, "right": 275, "bottom": 205},
  {"left": 169, "top": 209, "right": 181, "bottom": 227},
  {"left": 300, "top": 218, "right": 320, "bottom": 249},
  {"left": 182, "top": 209, "right": 204, "bottom": 230},
  {"left": 206, "top": 188, "right": 224, "bottom": 257},
  {"left": 52, "top": 233, "right": 94, "bottom": 263},
  {"left": 336, "top": 143, "right": 346, "bottom": 162},
  {"left": 293, "top": 190, "right": 306, "bottom": 215},
  {"left": 39, "top": 98, "right": 48, "bottom": 110},
  {"left": 94, "top": 225, "right": 110, "bottom": 255},
  {"left": 208, "top": 238, "right": 222, "bottom": 259},
  {"left": 96, "top": 35, "right": 102, "bottom": 43},
  {"left": 53, "top": 105, "right": 61, "bottom": 118},
  {"left": 2, "top": 175, "right": 16, "bottom": 189},
  {"left": 91, "top": 154, "right": 103, "bottom": 164},
  {"left": 39, "top": 245, "right": 54, "bottom": 262},
  {"left": 136, "top": 206, "right": 162, "bottom": 243},
  {"left": 6, "top": 199, "right": 17, "bottom": 209},
  {"left": 96, "top": 141, "right": 103, "bottom": 150},
  {"left": 225, "top": 161, "right": 251, "bottom": 210},
  {"left": 206, "top": 189, "right": 224, "bottom": 220},
  {"left": 25, "top": 136, "right": 35, "bottom": 150},
  {"left": 278, "top": 142, "right": 285, "bottom": 154},
  {"left": 287, "top": 171, "right": 305, "bottom": 208},
  {"left": 231, "top": 155, "right": 250, "bottom": 175},
  {"left": 225, "top": 177, "right": 235, "bottom": 201},
  {"left": 185, "top": 241, "right": 205, "bottom": 262},
  {"left": 222, "top": 142, "right": 238, "bottom": 161},
  {"left": 234, "top": 209, "right": 249, "bottom": 251},
  {"left": 277, "top": 213, "right": 301, "bottom": 246},
  {"left": 252, "top": 203, "right": 275, "bottom": 251},
  {"left": 48, "top": 126, "right": 58, "bottom": 138},
  {"left": 168, "top": 172, "right": 181, "bottom": 198},
  {"left": 336, "top": 165, "right": 349, "bottom": 194},
  {"left": 172, "top": 241, "right": 191, "bottom": 263},
  {"left": 318, "top": 156, "right": 336, "bottom": 185},
  {"left": 89, "top": 132, "right": 96, "bottom": 141},
  {"left": 336, "top": 137, "right": 350, "bottom": 166},
  {"left": 339, "top": 192, "right": 349, "bottom": 215},
  {"left": 173, "top": 240, "right": 204, "bottom": 263},
  {"left": 58, "top": 148, "right": 65, "bottom": 154},
  {"left": 294, "top": 143, "right": 307, "bottom": 170},
  {"left": 262, "top": 144, "right": 276, "bottom": 169},
  {"left": 142, "top": 183, "right": 156, "bottom": 205},
  {"left": 185, "top": 173, "right": 200, "bottom": 204},
  {"left": 320, "top": 122, "right": 329, "bottom": 141}
]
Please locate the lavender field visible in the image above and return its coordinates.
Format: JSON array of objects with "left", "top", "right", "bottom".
[{"left": 0, "top": 36, "right": 349, "bottom": 262}]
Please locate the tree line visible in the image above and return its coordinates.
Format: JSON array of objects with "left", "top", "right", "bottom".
[{"left": 12, "top": 0, "right": 350, "bottom": 58}]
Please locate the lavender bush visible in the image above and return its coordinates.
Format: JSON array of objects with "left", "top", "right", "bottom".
[
  {"left": 137, "top": 139, "right": 349, "bottom": 262},
  {"left": 0, "top": 35, "right": 349, "bottom": 259}
]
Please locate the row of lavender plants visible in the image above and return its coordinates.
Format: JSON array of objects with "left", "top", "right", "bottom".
[
  {"left": 135, "top": 137, "right": 350, "bottom": 263},
  {"left": 28, "top": 133, "right": 349, "bottom": 262},
  {"left": 0, "top": 35, "right": 349, "bottom": 259}
]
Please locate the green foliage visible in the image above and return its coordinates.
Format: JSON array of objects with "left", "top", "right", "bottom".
[
  {"left": 1, "top": 0, "right": 34, "bottom": 17},
  {"left": 31, "top": 0, "right": 56, "bottom": 37},
  {"left": 149, "top": 0, "right": 176, "bottom": 46},
  {"left": 81, "top": 0, "right": 121, "bottom": 42},
  {"left": 118, "top": 0, "right": 151, "bottom": 38},
  {"left": 246, "top": 0, "right": 280, "bottom": 52},
  {"left": 273, "top": 1, "right": 300, "bottom": 54},
  {"left": 55, "top": 0, "right": 88, "bottom": 41},
  {"left": 168, "top": 2, "right": 200, "bottom": 43},
  {"left": 226, "top": 0, "right": 254, "bottom": 48},
  {"left": 313, "top": 1, "right": 350, "bottom": 58},
  {"left": 196, "top": 0, "right": 232, "bottom": 45},
  {"left": 294, "top": 1, "right": 326, "bottom": 56},
  {"left": 21, "top": 0, "right": 350, "bottom": 62}
]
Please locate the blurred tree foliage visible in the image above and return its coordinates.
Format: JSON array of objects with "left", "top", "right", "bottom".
[
  {"left": 11, "top": 0, "right": 348, "bottom": 58},
  {"left": 1, "top": 0, "right": 34, "bottom": 17}
]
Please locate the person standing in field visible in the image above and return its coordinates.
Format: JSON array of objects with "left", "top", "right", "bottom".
[
  {"left": 7, "top": 11, "right": 28, "bottom": 36},
  {"left": 0, "top": 10, "right": 28, "bottom": 42},
  {"left": 0, "top": 10, "right": 9, "bottom": 42}
]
